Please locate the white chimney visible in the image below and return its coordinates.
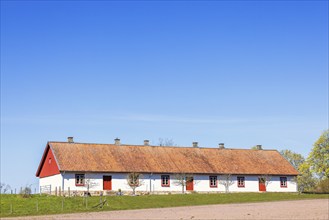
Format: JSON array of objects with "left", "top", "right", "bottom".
[
  {"left": 114, "top": 138, "right": 121, "bottom": 145},
  {"left": 256, "top": 145, "right": 262, "bottom": 150},
  {"left": 192, "top": 142, "right": 198, "bottom": 148},
  {"left": 67, "top": 137, "right": 74, "bottom": 143},
  {"left": 144, "top": 140, "right": 149, "bottom": 146},
  {"left": 218, "top": 143, "right": 225, "bottom": 149}
]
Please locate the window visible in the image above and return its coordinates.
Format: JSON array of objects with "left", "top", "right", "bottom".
[
  {"left": 75, "top": 174, "right": 85, "bottom": 186},
  {"left": 48, "top": 158, "right": 51, "bottom": 164},
  {"left": 161, "top": 175, "right": 170, "bottom": 187},
  {"left": 280, "top": 177, "right": 287, "bottom": 188},
  {"left": 237, "top": 177, "right": 245, "bottom": 187},
  {"left": 209, "top": 176, "right": 217, "bottom": 187}
]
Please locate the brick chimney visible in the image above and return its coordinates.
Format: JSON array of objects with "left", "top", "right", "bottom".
[
  {"left": 67, "top": 137, "right": 74, "bottom": 143},
  {"left": 114, "top": 138, "right": 121, "bottom": 145},
  {"left": 192, "top": 142, "right": 198, "bottom": 148},
  {"left": 144, "top": 140, "right": 149, "bottom": 146},
  {"left": 218, "top": 143, "right": 225, "bottom": 149},
  {"left": 256, "top": 145, "right": 262, "bottom": 150}
]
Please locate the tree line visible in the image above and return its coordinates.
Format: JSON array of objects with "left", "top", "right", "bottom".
[{"left": 279, "top": 130, "right": 329, "bottom": 193}]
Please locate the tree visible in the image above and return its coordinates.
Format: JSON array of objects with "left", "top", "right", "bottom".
[
  {"left": 173, "top": 173, "right": 191, "bottom": 194},
  {"left": 280, "top": 149, "right": 305, "bottom": 171},
  {"left": 174, "top": 173, "right": 187, "bottom": 194},
  {"left": 20, "top": 185, "right": 32, "bottom": 198},
  {"left": 307, "top": 130, "right": 329, "bottom": 180},
  {"left": 3, "top": 184, "right": 11, "bottom": 194},
  {"left": 0, "top": 183, "right": 11, "bottom": 194},
  {"left": 315, "top": 178, "right": 329, "bottom": 193},
  {"left": 0, "top": 183, "right": 5, "bottom": 193},
  {"left": 295, "top": 162, "right": 317, "bottom": 193},
  {"left": 158, "top": 138, "right": 175, "bottom": 146},
  {"left": 84, "top": 178, "right": 98, "bottom": 195},
  {"left": 126, "top": 172, "right": 144, "bottom": 195},
  {"left": 279, "top": 149, "right": 316, "bottom": 193},
  {"left": 218, "top": 174, "right": 234, "bottom": 193}
]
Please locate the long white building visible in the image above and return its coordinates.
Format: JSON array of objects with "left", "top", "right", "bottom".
[{"left": 36, "top": 138, "right": 298, "bottom": 195}]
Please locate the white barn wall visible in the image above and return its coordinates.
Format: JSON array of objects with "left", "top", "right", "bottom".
[
  {"left": 55, "top": 173, "right": 297, "bottom": 193},
  {"left": 194, "top": 175, "right": 296, "bottom": 192},
  {"left": 63, "top": 173, "right": 141, "bottom": 192},
  {"left": 39, "top": 174, "right": 62, "bottom": 191},
  {"left": 266, "top": 176, "right": 297, "bottom": 192},
  {"left": 227, "top": 175, "right": 259, "bottom": 192},
  {"left": 194, "top": 175, "right": 260, "bottom": 192},
  {"left": 193, "top": 175, "right": 222, "bottom": 192},
  {"left": 62, "top": 173, "right": 183, "bottom": 192},
  {"left": 148, "top": 174, "right": 183, "bottom": 192}
]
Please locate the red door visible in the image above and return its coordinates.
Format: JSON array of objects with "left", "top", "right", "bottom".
[
  {"left": 259, "top": 178, "right": 266, "bottom": 192},
  {"left": 186, "top": 177, "right": 194, "bottom": 191},
  {"left": 103, "top": 176, "right": 112, "bottom": 190}
]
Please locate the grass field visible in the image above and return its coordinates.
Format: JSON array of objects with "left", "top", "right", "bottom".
[{"left": 1, "top": 193, "right": 328, "bottom": 218}]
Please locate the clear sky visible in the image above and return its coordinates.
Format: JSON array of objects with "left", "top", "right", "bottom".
[{"left": 1, "top": 1, "right": 328, "bottom": 191}]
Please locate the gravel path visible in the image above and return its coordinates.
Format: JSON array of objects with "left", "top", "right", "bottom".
[{"left": 4, "top": 199, "right": 329, "bottom": 220}]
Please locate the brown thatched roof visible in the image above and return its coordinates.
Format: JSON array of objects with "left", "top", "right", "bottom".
[{"left": 36, "top": 141, "right": 299, "bottom": 177}]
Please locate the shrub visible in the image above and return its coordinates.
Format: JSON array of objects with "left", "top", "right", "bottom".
[
  {"left": 315, "top": 179, "right": 329, "bottom": 193},
  {"left": 20, "top": 186, "right": 32, "bottom": 198}
]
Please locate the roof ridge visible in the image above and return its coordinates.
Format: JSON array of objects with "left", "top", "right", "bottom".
[{"left": 48, "top": 141, "right": 278, "bottom": 151}]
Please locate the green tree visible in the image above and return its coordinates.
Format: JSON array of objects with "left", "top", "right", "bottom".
[
  {"left": 279, "top": 149, "right": 317, "bottom": 193},
  {"left": 308, "top": 130, "right": 329, "bottom": 180},
  {"left": 295, "top": 162, "right": 317, "bottom": 193},
  {"left": 280, "top": 149, "right": 305, "bottom": 170}
]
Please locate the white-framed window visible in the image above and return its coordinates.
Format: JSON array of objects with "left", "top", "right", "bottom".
[
  {"left": 209, "top": 176, "right": 217, "bottom": 187},
  {"left": 161, "top": 175, "right": 170, "bottom": 187},
  {"left": 280, "top": 177, "right": 287, "bottom": 188},
  {"left": 75, "top": 174, "right": 85, "bottom": 186},
  {"left": 237, "top": 176, "right": 245, "bottom": 187}
]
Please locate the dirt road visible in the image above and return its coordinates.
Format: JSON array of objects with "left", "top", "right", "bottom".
[{"left": 5, "top": 199, "right": 329, "bottom": 219}]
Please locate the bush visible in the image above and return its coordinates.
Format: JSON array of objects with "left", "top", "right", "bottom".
[
  {"left": 315, "top": 179, "right": 329, "bottom": 193},
  {"left": 20, "top": 186, "right": 32, "bottom": 198}
]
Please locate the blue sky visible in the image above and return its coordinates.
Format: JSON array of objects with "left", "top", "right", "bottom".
[{"left": 1, "top": 1, "right": 328, "bottom": 191}]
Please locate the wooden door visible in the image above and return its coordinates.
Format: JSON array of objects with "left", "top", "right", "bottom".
[
  {"left": 258, "top": 178, "right": 266, "bottom": 192},
  {"left": 186, "top": 177, "right": 194, "bottom": 191},
  {"left": 103, "top": 176, "right": 112, "bottom": 190}
]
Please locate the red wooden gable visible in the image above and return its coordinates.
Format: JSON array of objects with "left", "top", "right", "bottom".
[{"left": 36, "top": 145, "right": 60, "bottom": 177}]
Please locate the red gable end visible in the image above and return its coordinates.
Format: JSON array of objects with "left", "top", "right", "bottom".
[{"left": 36, "top": 144, "right": 60, "bottom": 177}]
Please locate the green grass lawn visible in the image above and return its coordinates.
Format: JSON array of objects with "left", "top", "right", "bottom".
[{"left": 1, "top": 193, "right": 328, "bottom": 218}]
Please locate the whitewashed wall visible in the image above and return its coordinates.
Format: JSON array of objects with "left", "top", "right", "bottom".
[
  {"left": 194, "top": 175, "right": 260, "bottom": 192},
  {"left": 39, "top": 174, "right": 63, "bottom": 191},
  {"left": 56, "top": 173, "right": 297, "bottom": 193},
  {"left": 266, "top": 176, "right": 297, "bottom": 192},
  {"left": 62, "top": 173, "right": 183, "bottom": 192},
  {"left": 194, "top": 175, "right": 296, "bottom": 192}
]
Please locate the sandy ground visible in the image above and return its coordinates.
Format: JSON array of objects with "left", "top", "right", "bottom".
[{"left": 4, "top": 199, "right": 329, "bottom": 220}]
